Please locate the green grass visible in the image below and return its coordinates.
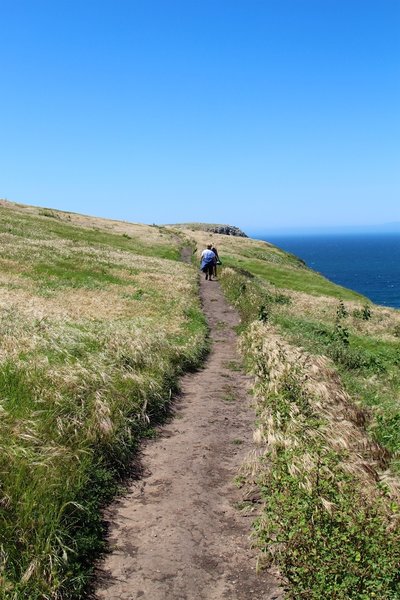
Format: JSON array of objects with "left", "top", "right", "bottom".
[
  {"left": 231, "top": 438, "right": 243, "bottom": 445},
  {"left": 0, "top": 206, "right": 180, "bottom": 261},
  {"left": 220, "top": 265, "right": 400, "bottom": 463},
  {"left": 3, "top": 206, "right": 399, "bottom": 600},
  {"left": 0, "top": 326, "right": 207, "bottom": 600},
  {"left": 0, "top": 326, "right": 207, "bottom": 598},
  {"left": 0, "top": 204, "right": 208, "bottom": 599},
  {"left": 28, "top": 260, "right": 126, "bottom": 290},
  {"left": 223, "top": 255, "right": 364, "bottom": 300},
  {"left": 272, "top": 313, "right": 400, "bottom": 467},
  {"left": 219, "top": 265, "right": 400, "bottom": 599}
]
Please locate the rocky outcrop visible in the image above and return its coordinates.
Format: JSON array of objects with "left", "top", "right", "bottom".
[
  {"left": 204, "top": 224, "right": 247, "bottom": 237},
  {"left": 172, "top": 223, "right": 248, "bottom": 237}
]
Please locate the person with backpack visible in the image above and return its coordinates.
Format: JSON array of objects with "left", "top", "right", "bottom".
[{"left": 200, "top": 244, "right": 216, "bottom": 281}]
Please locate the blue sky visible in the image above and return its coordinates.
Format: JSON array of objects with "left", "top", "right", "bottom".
[{"left": 1, "top": 0, "right": 399, "bottom": 231}]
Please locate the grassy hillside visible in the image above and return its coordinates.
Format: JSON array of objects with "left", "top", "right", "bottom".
[
  {"left": 0, "top": 201, "right": 207, "bottom": 599},
  {"left": 187, "top": 228, "right": 400, "bottom": 598},
  {"left": 178, "top": 227, "right": 365, "bottom": 300},
  {"left": 2, "top": 207, "right": 400, "bottom": 599},
  {"left": 187, "top": 226, "right": 400, "bottom": 460}
]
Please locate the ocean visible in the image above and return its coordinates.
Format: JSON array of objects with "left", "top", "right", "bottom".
[{"left": 257, "top": 233, "right": 400, "bottom": 309}]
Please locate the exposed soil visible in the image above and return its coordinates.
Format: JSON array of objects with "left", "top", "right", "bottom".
[{"left": 94, "top": 264, "right": 282, "bottom": 599}]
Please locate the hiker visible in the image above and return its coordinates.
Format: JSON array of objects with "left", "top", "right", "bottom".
[
  {"left": 211, "top": 244, "right": 221, "bottom": 278},
  {"left": 200, "top": 244, "right": 216, "bottom": 281}
]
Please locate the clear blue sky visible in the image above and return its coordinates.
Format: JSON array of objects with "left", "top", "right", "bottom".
[{"left": 1, "top": 0, "right": 399, "bottom": 231}]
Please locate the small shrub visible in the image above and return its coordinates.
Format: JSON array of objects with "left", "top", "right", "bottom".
[
  {"left": 334, "top": 322, "right": 350, "bottom": 347},
  {"left": 336, "top": 300, "right": 348, "bottom": 319},
  {"left": 273, "top": 293, "right": 291, "bottom": 305},
  {"left": 329, "top": 344, "right": 387, "bottom": 373},
  {"left": 258, "top": 304, "right": 269, "bottom": 323},
  {"left": 353, "top": 303, "right": 373, "bottom": 321},
  {"left": 265, "top": 292, "right": 291, "bottom": 305},
  {"left": 362, "top": 303, "right": 372, "bottom": 320},
  {"left": 38, "top": 209, "right": 60, "bottom": 219}
]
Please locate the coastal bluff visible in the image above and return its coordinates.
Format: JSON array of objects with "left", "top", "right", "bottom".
[{"left": 169, "top": 222, "right": 248, "bottom": 237}]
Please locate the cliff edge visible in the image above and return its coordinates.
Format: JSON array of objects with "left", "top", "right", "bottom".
[{"left": 171, "top": 222, "right": 248, "bottom": 237}]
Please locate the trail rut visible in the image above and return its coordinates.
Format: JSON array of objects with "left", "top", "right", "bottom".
[{"left": 94, "top": 269, "right": 282, "bottom": 599}]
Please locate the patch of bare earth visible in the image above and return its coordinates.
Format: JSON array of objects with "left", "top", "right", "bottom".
[{"left": 94, "top": 272, "right": 282, "bottom": 599}]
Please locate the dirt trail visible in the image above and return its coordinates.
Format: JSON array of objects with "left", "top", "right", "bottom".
[{"left": 94, "top": 264, "right": 282, "bottom": 599}]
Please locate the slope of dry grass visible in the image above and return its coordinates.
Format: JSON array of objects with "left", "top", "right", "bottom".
[
  {"left": 3, "top": 205, "right": 399, "bottom": 599},
  {"left": 0, "top": 201, "right": 207, "bottom": 599},
  {"left": 219, "top": 263, "right": 400, "bottom": 598},
  {"left": 241, "top": 321, "right": 400, "bottom": 598}
]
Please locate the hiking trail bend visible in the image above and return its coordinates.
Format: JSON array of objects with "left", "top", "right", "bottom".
[{"left": 95, "top": 266, "right": 282, "bottom": 600}]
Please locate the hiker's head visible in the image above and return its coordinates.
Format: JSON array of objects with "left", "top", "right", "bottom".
[{"left": 207, "top": 244, "right": 212, "bottom": 249}]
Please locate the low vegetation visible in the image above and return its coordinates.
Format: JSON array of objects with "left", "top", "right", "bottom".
[
  {"left": 0, "top": 201, "right": 207, "bottom": 599},
  {"left": 219, "top": 265, "right": 400, "bottom": 598},
  {"left": 2, "top": 207, "right": 400, "bottom": 599}
]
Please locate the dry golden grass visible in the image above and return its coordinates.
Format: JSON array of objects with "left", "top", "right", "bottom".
[
  {"left": 218, "top": 239, "right": 400, "bottom": 595},
  {"left": 243, "top": 321, "right": 400, "bottom": 510},
  {"left": 0, "top": 207, "right": 196, "bottom": 326},
  {"left": 177, "top": 227, "right": 280, "bottom": 261},
  {"left": 0, "top": 201, "right": 207, "bottom": 599},
  {"left": 0, "top": 199, "right": 171, "bottom": 247},
  {"left": 277, "top": 288, "right": 400, "bottom": 341}
]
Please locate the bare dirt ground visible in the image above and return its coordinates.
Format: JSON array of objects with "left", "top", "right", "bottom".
[{"left": 94, "top": 266, "right": 283, "bottom": 600}]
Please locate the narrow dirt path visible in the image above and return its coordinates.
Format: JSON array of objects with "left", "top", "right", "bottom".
[{"left": 94, "top": 265, "right": 282, "bottom": 599}]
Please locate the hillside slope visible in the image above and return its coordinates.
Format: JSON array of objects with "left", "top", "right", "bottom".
[
  {"left": 183, "top": 227, "right": 400, "bottom": 598},
  {"left": 1, "top": 203, "right": 400, "bottom": 599},
  {"left": 0, "top": 201, "right": 208, "bottom": 599}
]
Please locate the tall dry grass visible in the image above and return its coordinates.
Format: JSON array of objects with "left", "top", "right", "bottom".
[
  {"left": 220, "top": 265, "right": 400, "bottom": 598},
  {"left": 239, "top": 322, "right": 400, "bottom": 597},
  {"left": 0, "top": 203, "right": 207, "bottom": 599}
]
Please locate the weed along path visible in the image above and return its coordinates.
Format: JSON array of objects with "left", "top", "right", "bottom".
[{"left": 95, "top": 271, "right": 282, "bottom": 600}]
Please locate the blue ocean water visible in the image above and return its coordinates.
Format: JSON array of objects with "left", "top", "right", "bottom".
[{"left": 258, "top": 233, "right": 400, "bottom": 309}]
